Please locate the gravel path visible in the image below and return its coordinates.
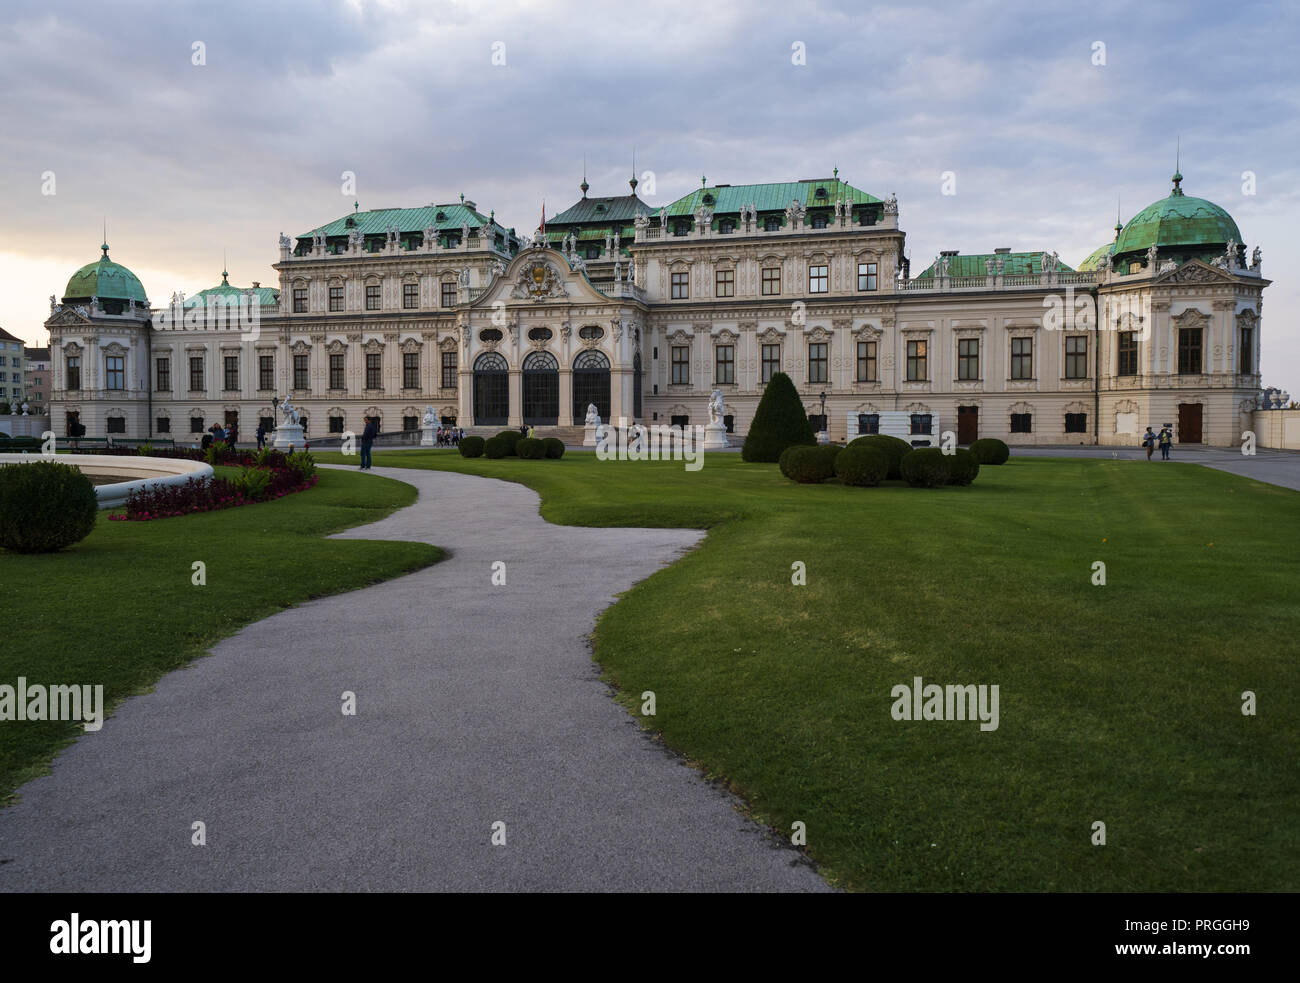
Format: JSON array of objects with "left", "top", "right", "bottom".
[{"left": 0, "top": 465, "right": 829, "bottom": 892}]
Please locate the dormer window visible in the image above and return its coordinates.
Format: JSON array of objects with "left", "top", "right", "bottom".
[
  {"left": 764, "top": 216, "right": 780, "bottom": 231},
  {"left": 703, "top": 193, "right": 715, "bottom": 205},
  {"left": 719, "top": 219, "right": 735, "bottom": 234},
  {"left": 436, "top": 211, "right": 446, "bottom": 221},
  {"left": 595, "top": 203, "right": 606, "bottom": 213},
  {"left": 815, "top": 187, "right": 828, "bottom": 199},
  {"left": 674, "top": 222, "right": 690, "bottom": 237},
  {"left": 586, "top": 246, "right": 600, "bottom": 259},
  {"left": 812, "top": 215, "right": 827, "bottom": 229}
]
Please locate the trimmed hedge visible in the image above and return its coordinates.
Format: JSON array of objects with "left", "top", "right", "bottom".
[
  {"left": 969, "top": 438, "right": 1010, "bottom": 465},
  {"left": 494, "top": 430, "right": 524, "bottom": 456},
  {"left": 516, "top": 437, "right": 547, "bottom": 459},
  {"left": 0, "top": 437, "right": 42, "bottom": 453},
  {"left": 900, "top": 448, "right": 952, "bottom": 488},
  {"left": 779, "top": 445, "right": 836, "bottom": 484},
  {"left": 742, "top": 371, "right": 816, "bottom": 462},
  {"left": 459, "top": 435, "right": 485, "bottom": 458},
  {"left": 847, "top": 434, "right": 912, "bottom": 480},
  {"left": 947, "top": 447, "right": 981, "bottom": 486},
  {"left": 0, "top": 460, "right": 98, "bottom": 553},
  {"left": 483, "top": 436, "right": 510, "bottom": 459},
  {"left": 834, "top": 445, "right": 889, "bottom": 487},
  {"left": 542, "top": 437, "right": 565, "bottom": 459}
]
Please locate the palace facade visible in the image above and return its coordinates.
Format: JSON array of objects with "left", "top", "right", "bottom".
[{"left": 45, "top": 168, "right": 1268, "bottom": 446}]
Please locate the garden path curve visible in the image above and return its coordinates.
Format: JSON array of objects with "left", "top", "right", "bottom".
[{"left": 0, "top": 464, "right": 829, "bottom": 892}]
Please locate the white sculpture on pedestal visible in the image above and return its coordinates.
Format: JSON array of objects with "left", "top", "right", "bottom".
[
  {"left": 272, "top": 395, "right": 305, "bottom": 450},
  {"left": 703, "top": 389, "right": 728, "bottom": 448},
  {"left": 583, "top": 402, "right": 600, "bottom": 447},
  {"left": 421, "top": 404, "right": 437, "bottom": 447}
]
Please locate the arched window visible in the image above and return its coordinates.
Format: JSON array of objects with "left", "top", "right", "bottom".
[
  {"left": 473, "top": 352, "right": 509, "bottom": 425},
  {"left": 572, "top": 350, "right": 610, "bottom": 424},
  {"left": 522, "top": 351, "right": 559, "bottom": 425}
]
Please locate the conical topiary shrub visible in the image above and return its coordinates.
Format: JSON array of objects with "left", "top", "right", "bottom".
[{"left": 741, "top": 371, "right": 817, "bottom": 462}]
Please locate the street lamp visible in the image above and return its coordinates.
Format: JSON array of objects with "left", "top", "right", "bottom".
[{"left": 819, "top": 390, "right": 827, "bottom": 443}]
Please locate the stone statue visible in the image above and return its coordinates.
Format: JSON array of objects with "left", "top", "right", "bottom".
[
  {"left": 994, "top": 257, "right": 1005, "bottom": 274},
  {"left": 708, "top": 389, "right": 725, "bottom": 426},
  {"left": 1147, "top": 244, "right": 1158, "bottom": 268},
  {"left": 348, "top": 227, "right": 363, "bottom": 249},
  {"left": 1224, "top": 238, "right": 1238, "bottom": 268},
  {"left": 1251, "top": 246, "right": 1262, "bottom": 269},
  {"left": 584, "top": 402, "right": 600, "bottom": 427},
  {"left": 458, "top": 267, "right": 470, "bottom": 288},
  {"left": 613, "top": 260, "right": 622, "bottom": 282},
  {"left": 49, "top": 295, "right": 57, "bottom": 313},
  {"left": 1100, "top": 251, "right": 1113, "bottom": 273},
  {"left": 279, "top": 232, "right": 291, "bottom": 250},
  {"left": 493, "top": 259, "right": 505, "bottom": 278},
  {"left": 883, "top": 193, "right": 899, "bottom": 215},
  {"left": 423, "top": 404, "right": 437, "bottom": 427},
  {"left": 20, "top": 402, "right": 29, "bottom": 415},
  {"left": 985, "top": 257, "right": 994, "bottom": 275},
  {"left": 461, "top": 222, "right": 469, "bottom": 243},
  {"left": 278, "top": 395, "right": 300, "bottom": 426},
  {"left": 658, "top": 207, "right": 667, "bottom": 228}
]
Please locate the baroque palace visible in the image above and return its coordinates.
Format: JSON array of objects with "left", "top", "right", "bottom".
[{"left": 44, "top": 167, "right": 1267, "bottom": 446}]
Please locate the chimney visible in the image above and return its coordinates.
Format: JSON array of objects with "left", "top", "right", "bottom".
[
  {"left": 993, "top": 247, "right": 1011, "bottom": 255},
  {"left": 252, "top": 281, "right": 260, "bottom": 288}
]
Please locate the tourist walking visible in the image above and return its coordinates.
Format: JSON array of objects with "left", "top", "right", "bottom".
[
  {"left": 255, "top": 422, "right": 266, "bottom": 450},
  {"left": 1142, "top": 426, "right": 1156, "bottom": 460},
  {"left": 360, "top": 415, "right": 378, "bottom": 470},
  {"left": 1158, "top": 425, "right": 1173, "bottom": 461}
]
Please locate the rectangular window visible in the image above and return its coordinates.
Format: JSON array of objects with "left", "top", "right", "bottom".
[
  {"left": 857, "top": 262, "right": 878, "bottom": 291},
  {"left": 190, "top": 417, "right": 205, "bottom": 434},
  {"left": 671, "top": 346, "right": 690, "bottom": 385},
  {"left": 858, "top": 413, "right": 880, "bottom": 435},
  {"left": 403, "top": 282, "right": 418, "bottom": 309},
  {"left": 189, "top": 356, "right": 204, "bottom": 391},
  {"left": 857, "top": 340, "right": 877, "bottom": 382},
  {"left": 808, "top": 342, "right": 828, "bottom": 383},
  {"left": 442, "top": 351, "right": 457, "bottom": 389},
  {"left": 293, "top": 354, "right": 309, "bottom": 390},
  {"left": 958, "top": 338, "right": 979, "bottom": 380},
  {"left": 761, "top": 344, "right": 781, "bottom": 384},
  {"left": 223, "top": 355, "right": 238, "bottom": 391},
  {"left": 329, "top": 353, "right": 345, "bottom": 390},
  {"left": 258, "top": 355, "right": 274, "bottom": 391},
  {"left": 156, "top": 358, "right": 170, "bottom": 391},
  {"left": 366, "top": 352, "right": 382, "bottom": 390},
  {"left": 66, "top": 356, "right": 80, "bottom": 390},
  {"left": 671, "top": 271, "right": 689, "bottom": 299},
  {"left": 1010, "top": 413, "right": 1033, "bottom": 433},
  {"left": 156, "top": 416, "right": 170, "bottom": 433},
  {"left": 329, "top": 415, "right": 345, "bottom": 434},
  {"left": 403, "top": 416, "right": 418, "bottom": 431},
  {"left": 1065, "top": 412, "right": 1088, "bottom": 433},
  {"left": 715, "top": 345, "right": 734, "bottom": 384},
  {"left": 293, "top": 288, "right": 307, "bottom": 313},
  {"left": 910, "top": 414, "right": 933, "bottom": 435},
  {"left": 1118, "top": 332, "right": 1138, "bottom": 376},
  {"left": 1011, "top": 337, "right": 1033, "bottom": 380},
  {"left": 715, "top": 269, "right": 734, "bottom": 298},
  {"left": 1065, "top": 335, "right": 1088, "bottom": 379},
  {"left": 366, "top": 284, "right": 381, "bottom": 310},
  {"left": 105, "top": 356, "right": 124, "bottom": 390},
  {"left": 441, "top": 282, "right": 457, "bottom": 308},
  {"left": 1240, "top": 325, "right": 1253, "bottom": 374},
  {"left": 106, "top": 416, "right": 125, "bottom": 434},
  {"left": 808, "top": 265, "right": 828, "bottom": 293},
  {"left": 761, "top": 267, "right": 780, "bottom": 295},
  {"left": 1178, "top": 328, "right": 1202, "bottom": 375},
  {"left": 329, "top": 285, "right": 344, "bottom": 312},
  {"left": 403, "top": 352, "right": 419, "bottom": 389},
  {"left": 906, "top": 339, "right": 928, "bottom": 381}
]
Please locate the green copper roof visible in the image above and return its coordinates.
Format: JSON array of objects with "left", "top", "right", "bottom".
[
  {"left": 662, "top": 177, "right": 882, "bottom": 217},
  {"left": 63, "top": 244, "right": 148, "bottom": 303},
  {"left": 1113, "top": 179, "right": 1241, "bottom": 257},
  {"left": 183, "top": 271, "right": 279, "bottom": 308},
  {"left": 914, "top": 251, "right": 1075, "bottom": 279},
  {"left": 547, "top": 194, "right": 651, "bottom": 226},
  {"left": 1076, "top": 242, "right": 1115, "bottom": 271},
  {"left": 298, "top": 203, "right": 513, "bottom": 243}
]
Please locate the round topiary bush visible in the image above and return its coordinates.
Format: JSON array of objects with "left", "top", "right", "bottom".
[
  {"left": 483, "top": 436, "right": 510, "bottom": 459},
  {"left": 969, "top": 438, "right": 1010, "bottom": 465},
  {"left": 494, "top": 430, "right": 524, "bottom": 456},
  {"left": 742, "top": 371, "right": 817, "bottom": 462},
  {"left": 541, "top": 437, "right": 565, "bottom": 459},
  {"left": 0, "top": 460, "right": 98, "bottom": 553},
  {"left": 516, "top": 437, "right": 547, "bottom": 459},
  {"left": 779, "top": 445, "right": 836, "bottom": 484},
  {"left": 900, "top": 447, "right": 952, "bottom": 488},
  {"left": 847, "top": 434, "right": 912, "bottom": 480},
  {"left": 459, "top": 435, "right": 485, "bottom": 458},
  {"left": 834, "top": 444, "right": 889, "bottom": 487},
  {"left": 946, "top": 447, "right": 981, "bottom": 486}
]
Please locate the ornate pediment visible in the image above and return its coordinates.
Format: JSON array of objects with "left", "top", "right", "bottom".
[
  {"left": 439, "top": 335, "right": 457, "bottom": 352},
  {"left": 103, "top": 342, "right": 128, "bottom": 356},
  {"left": 1158, "top": 260, "right": 1233, "bottom": 284},
  {"left": 757, "top": 326, "right": 784, "bottom": 345},
  {"left": 326, "top": 339, "right": 347, "bottom": 354},
  {"left": 48, "top": 307, "right": 90, "bottom": 327},
  {"left": 401, "top": 336, "right": 423, "bottom": 353},
  {"left": 363, "top": 337, "right": 384, "bottom": 353},
  {"left": 667, "top": 329, "right": 693, "bottom": 346},
  {"left": 714, "top": 328, "right": 738, "bottom": 344},
  {"left": 291, "top": 339, "right": 311, "bottom": 354},
  {"left": 807, "top": 325, "right": 832, "bottom": 342},
  {"left": 511, "top": 260, "right": 567, "bottom": 301},
  {"left": 61, "top": 341, "right": 84, "bottom": 356},
  {"left": 1236, "top": 308, "right": 1257, "bottom": 330},
  {"left": 1172, "top": 308, "right": 1210, "bottom": 331}
]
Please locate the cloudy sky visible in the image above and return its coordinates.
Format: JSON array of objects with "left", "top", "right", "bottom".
[{"left": 1, "top": 0, "right": 1295, "bottom": 384}]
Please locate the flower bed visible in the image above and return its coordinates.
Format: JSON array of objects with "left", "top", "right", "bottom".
[{"left": 109, "top": 452, "right": 318, "bottom": 521}]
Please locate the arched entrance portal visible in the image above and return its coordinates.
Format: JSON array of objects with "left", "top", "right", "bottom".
[
  {"left": 473, "top": 352, "right": 509, "bottom": 425},
  {"left": 572, "top": 350, "right": 611, "bottom": 424},
  {"left": 522, "top": 351, "right": 559, "bottom": 425}
]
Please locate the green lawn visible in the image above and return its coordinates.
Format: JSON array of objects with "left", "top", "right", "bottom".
[
  {"left": 0, "top": 468, "right": 442, "bottom": 803},
  {"left": 316, "top": 447, "right": 1300, "bottom": 892}
]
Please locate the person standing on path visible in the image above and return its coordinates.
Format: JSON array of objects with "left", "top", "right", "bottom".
[
  {"left": 1158, "top": 424, "right": 1173, "bottom": 460},
  {"left": 360, "top": 415, "right": 378, "bottom": 470},
  {"left": 1142, "top": 426, "right": 1156, "bottom": 460}
]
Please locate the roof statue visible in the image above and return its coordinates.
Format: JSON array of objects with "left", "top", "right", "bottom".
[
  {"left": 279, "top": 233, "right": 291, "bottom": 250},
  {"left": 883, "top": 193, "right": 898, "bottom": 215},
  {"left": 1251, "top": 246, "right": 1262, "bottom": 270},
  {"left": 1224, "top": 238, "right": 1238, "bottom": 269}
]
